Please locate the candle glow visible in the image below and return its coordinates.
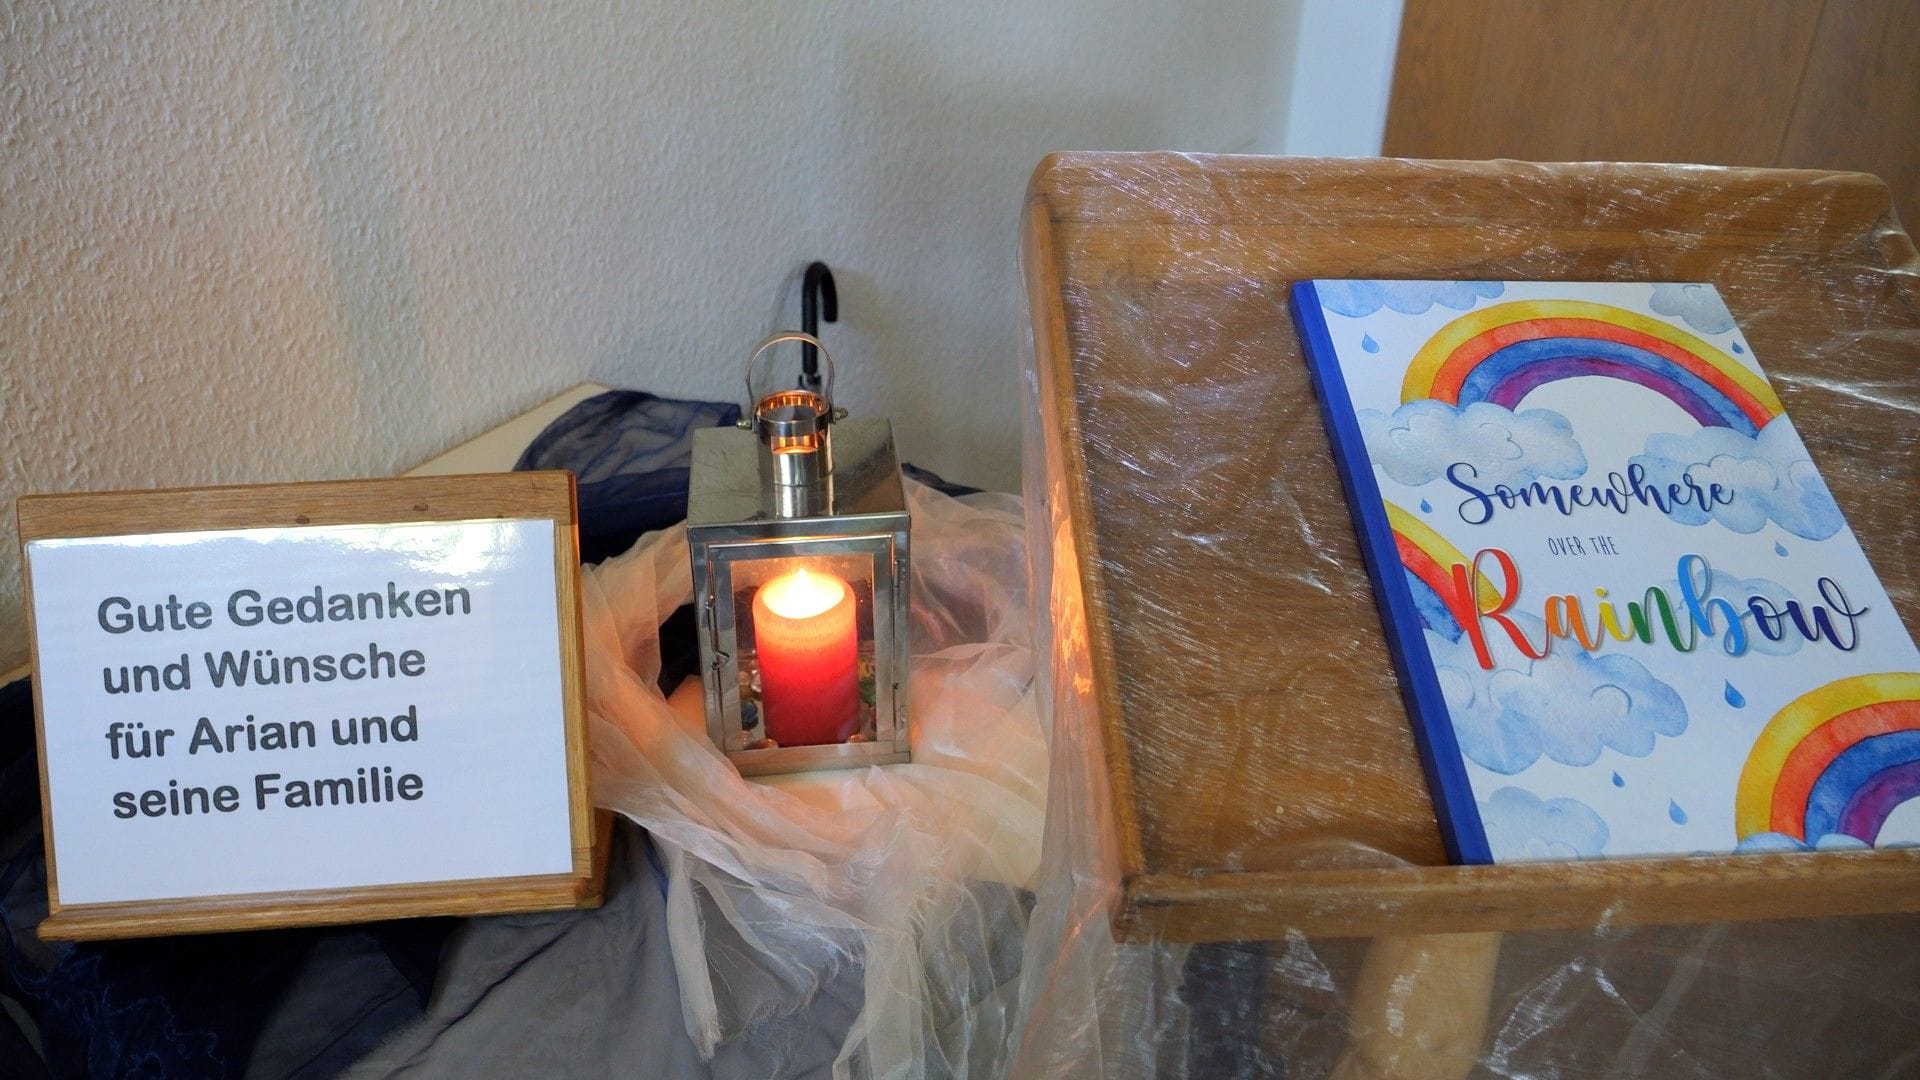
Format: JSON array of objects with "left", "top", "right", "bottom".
[{"left": 752, "top": 567, "right": 861, "bottom": 746}]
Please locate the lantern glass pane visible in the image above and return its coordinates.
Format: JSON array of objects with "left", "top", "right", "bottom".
[{"left": 728, "top": 552, "right": 878, "bottom": 750}]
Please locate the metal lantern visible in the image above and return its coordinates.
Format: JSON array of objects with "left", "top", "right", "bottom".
[{"left": 687, "top": 331, "right": 911, "bottom": 775}]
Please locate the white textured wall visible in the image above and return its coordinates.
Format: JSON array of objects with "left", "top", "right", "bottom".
[
  {"left": 1, "top": 1, "right": 1312, "bottom": 671},
  {"left": 1280, "top": 0, "right": 1403, "bottom": 157}
]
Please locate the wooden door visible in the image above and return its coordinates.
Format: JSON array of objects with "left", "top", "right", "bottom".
[{"left": 1385, "top": 0, "right": 1920, "bottom": 228}]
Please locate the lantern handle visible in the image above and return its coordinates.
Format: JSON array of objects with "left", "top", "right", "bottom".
[
  {"left": 800, "top": 262, "right": 837, "bottom": 391},
  {"left": 744, "top": 331, "right": 838, "bottom": 418}
]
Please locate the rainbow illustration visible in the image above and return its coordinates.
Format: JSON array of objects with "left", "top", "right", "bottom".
[
  {"left": 1401, "top": 300, "right": 1785, "bottom": 435},
  {"left": 1735, "top": 672, "right": 1920, "bottom": 845},
  {"left": 1387, "top": 502, "right": 1496, "bottom": 641}
]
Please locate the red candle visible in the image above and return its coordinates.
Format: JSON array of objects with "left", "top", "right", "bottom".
[{"left": 752, "top": 567, "right": 861, "bottom": 746}]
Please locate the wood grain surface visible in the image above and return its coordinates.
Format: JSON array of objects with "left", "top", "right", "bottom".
[
  {"left": 1777, "top": 0, "right": 1920, "bottom": 228},
  {"left": 1386, "top": 1, "right": 1822, "bottom": 166},
  {"left": 1387, "top": 0, "right": 1920, "bottom": 230}
]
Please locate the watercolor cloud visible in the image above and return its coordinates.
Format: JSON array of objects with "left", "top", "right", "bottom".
[
  {"left": 1648, "top": 283, "right": 1737, "bottom": 336},
  {"left": 1427, "top": 615, "right": 1689, "bottom": 775},
  {"left": 1361, "top": 400, "right": 1588, "bottom": 489},
  {"left": 1318, "top": 280, "right": 1505, "bottom": 319},
  {"left": 1480, "top": 786, "right": 1610, "bottom": 860},
  {"left": 1631, "top": 416, "right": 1843, "bottom": 540}
]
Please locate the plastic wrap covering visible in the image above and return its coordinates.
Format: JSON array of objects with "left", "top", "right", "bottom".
[
  {"left": 1012, "top": 154, "right": 1920, "bottom": 1077},
  {"left": 583, "top": 479, "right": 1045, "bottom": 1077}
]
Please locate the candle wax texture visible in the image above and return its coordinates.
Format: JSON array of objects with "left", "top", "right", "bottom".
[{"left": 752, "top": 568, "right": 861, "bottom": 746}]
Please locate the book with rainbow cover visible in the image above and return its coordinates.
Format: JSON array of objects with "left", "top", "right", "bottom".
[{"left": 1289, "top": 280, "right": 1920, "bottom": 864}]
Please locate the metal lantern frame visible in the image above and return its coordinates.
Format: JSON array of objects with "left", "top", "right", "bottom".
[{"left": 686, "top": 332, "right": 911, "bottom": 776}]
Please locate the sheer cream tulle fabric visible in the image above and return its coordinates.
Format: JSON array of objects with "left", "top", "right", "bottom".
[{"left": 581, "top": 481, "right": 1043, "bottom": 1077}]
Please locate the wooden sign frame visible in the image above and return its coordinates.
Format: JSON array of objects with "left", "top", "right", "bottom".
[{"left": 18, "top": 472, "right": 609, "bottom": 940}]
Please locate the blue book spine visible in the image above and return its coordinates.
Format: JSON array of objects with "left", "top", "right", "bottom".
[{"left": 1287, "top": 281, "right": 1492, "bottom": 865}]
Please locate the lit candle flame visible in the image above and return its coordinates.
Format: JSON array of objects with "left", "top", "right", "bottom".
[{"left": 761, "top": 566, "right": 846, "bottom": 620}]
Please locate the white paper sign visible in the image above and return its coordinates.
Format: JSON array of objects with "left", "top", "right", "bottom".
[{"left": 26, "top": 519, "right": 576, "bottom": 905}]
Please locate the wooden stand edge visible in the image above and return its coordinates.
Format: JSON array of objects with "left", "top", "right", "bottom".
[
  {"left": 1115, "top": 847, "right": 1920, "bottom": 943},
  {"left": 1019, "top": 188, "right": 1154, "bottom": 894}
]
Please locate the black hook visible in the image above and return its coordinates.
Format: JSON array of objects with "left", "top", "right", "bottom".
[{"left": 801, "top": 262, "right": 837, "bottom": 391}]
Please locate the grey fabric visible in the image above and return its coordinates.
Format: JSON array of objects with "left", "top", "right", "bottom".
[
  {"left": 244, "top": 934, "right": 449, "bottom": 1079},
  {"left": 336, "top": 822, "right": 707, "bottom": 1079}
]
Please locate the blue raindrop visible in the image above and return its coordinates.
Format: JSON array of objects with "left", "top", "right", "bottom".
[
  {"left": 1774, "top": 541, "right": 1789, "bottom": 557},
  {"left": 1731, "top": 341, "right": 1746, "bottom": 354},
  {"left": 1668, "top": 799, "right": 1689, "bottom": 825},
  {"left": 1419, "top": 498, "right": 1433, "bottom": 513},
  {"left": 1724, "top": 681, "right": 1746, "bottom": 708},
  {"left": 1361, "top": 334, "right": 1380, "bottom": 353},
  {"left": 1611, "top": 771, "right": 1625, "bottom": 788}
]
